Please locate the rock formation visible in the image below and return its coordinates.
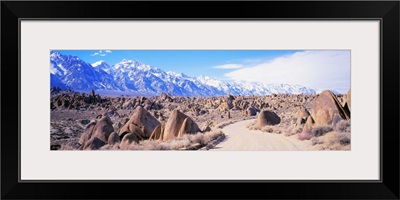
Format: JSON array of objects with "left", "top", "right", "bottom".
[
  {"left": 312, "top": 90, "right": 350, "bottom": 126},
  {"left": 163, "top": 110, "right": 201, "bottom": 141},
  {"left": 256, "top": 110, "right": 281, "bottom": 128},
  {"left": 118, "top": 106, "right": 161, "bottom": 139}
]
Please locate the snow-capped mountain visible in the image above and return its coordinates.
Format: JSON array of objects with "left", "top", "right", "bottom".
[
  {"left": 92, "top": 60, "right": 112, "bottom": 74},
  {"left": 50, "top": 51, "right": 116, "bottom": 90},
  {"left": 50, "top": 51, "right": 317, "bottom": 96}
]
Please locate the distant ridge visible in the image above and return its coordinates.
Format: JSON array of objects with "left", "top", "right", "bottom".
[{"left": 50, "top": 51, "right": 318, "bottom": 96}]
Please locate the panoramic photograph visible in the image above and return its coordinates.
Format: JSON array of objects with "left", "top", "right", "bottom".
[{"left": 50, "top": 50, "right": 351, "bottom": 151}]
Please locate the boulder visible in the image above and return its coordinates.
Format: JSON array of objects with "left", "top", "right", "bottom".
[
  {"left": 295, "top": 107, "right": 310, "bottom": 126},
  {"left": 79, "top": 122, "right": 96, "bottom": 145},
  {"left": 346, "top": 89, "right": 351, "bottom": 111},
  {"left": 312, "top": 90, "right": 350, "bottom": 126},
  {"left": 298, "top": 116, "right": 314, "bottom": 140},
  {"left": 161, "top": 92, "right": 173, "bottom": 102},
  {"left": 78, "top": 116, "right": 114, "bottom": 146},
  {"left": 227, "top": 94, "right": 235, "bottom": 101},
  {"left": 149, "top": 125, "right": 163, "bottom": 141},
  {"left": 219, "top": 101, "right": 233, "bottom": 111},
  {"left": 256, "top": 110, "right": 281, "bottom": 128},
  {"left": 118, "top": 106, "right": 160, "bottom": 138},
  {"left": 163, "top": 110, "right": 201, "bottom": 141},
  {"left": 177, "top": 117, "right": 200, "bottom": 138},
  {"left": 246, "top": 106, "right": 257, "bottom": 116},
  {"left": 122, "top": 100, "right": 134, "bottom": 109},
  {"left": 107, "top": 132, "right": 120, "bottom": 145},
  {"left": 119, "top": 133, "right": 140, "bottom": 148},
  {"left": 91, "top": 116, "right": 114, "bottom": 143},
  {"left": 83, "top": 137, "right": 106, "bottom": 150},
  {"left": 296, "top": 107, "right": 310, "bottom": 121},
  {"left": 302, "top": 115, "right": 314, "bottom": 134},
  {"left": 202, "top": 125, "right": 212, "bottom": 132}
]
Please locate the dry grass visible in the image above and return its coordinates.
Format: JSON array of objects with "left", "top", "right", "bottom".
[
  {"left": 284, "top": 126, "right": 302, "bottom": 137},
  {"left": 60, "top": 140, "right": 81, "bottom": 150},
  {"left": 118, "top": 129, "right": 224, "bottom": 150},
  {"left": 334, "top": 120, "right": 351, "bottom": 133},
  {"left": 247, "top": 122, "right": 295, "bottom": 135},
  {"left": 297, "top": 131, "right": 313, "bottom": 140},
  {"left": 246, "top": 116, "right": 351, "bottom": 150},
  {"left": 310, "top": 125, "right": 333, "bottom": 137},
  {"left": 313, "top": 131, "right": 351, "bottom": 150},
  {"left": 309, "top": 120, "right": 351, "bottom": 150}
]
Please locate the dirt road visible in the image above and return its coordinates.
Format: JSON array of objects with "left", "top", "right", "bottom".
[{"left": 211, "top": 119, "right": 311, "bottom": 151}]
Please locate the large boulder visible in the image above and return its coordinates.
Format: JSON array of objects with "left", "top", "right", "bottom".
[
  {"left": 312, "top": 90, "right": 350, "bottom": 126},
  {"left": 79, "top": 116, "right": 114, "bottom": 146},
  {"left": 295, "top": 107, "right": 310, "bottom": 126},
  {"left": 296, "top": 107, "right": 310, "bottom": 121},
  {"left": 79, "top": 122, "right": 96, "bottom": 145},
  {"left": 108, "top": 132, "right": 121, "bottom": 145},
  {"left": 149, "top": 125, "right": 163, "bottom": 141},
  {"left": 256, "top": 110, "right": 281, "bottom": 128},
  {"left": 302, "top": 115, "right": 314, "bottom": 134},
  {"left": 246, "top": 106, "right": 257, "bottom": 116},
  {"left": 118, "top": 106, "right": 161, "bottom": 138},
  {"left": 163, "top": 110, "right": 201, "bottom": 141},
  {"left": 91, "top": 116, "right": 114, "bottom": 143},
  {"left": 298, "top": 115, "right": 314, "bottom": 140},
  {"left": 83, "top": 137, "right": 106, "bottom": 150},
  {"left": 346, "top": 89, "right": 351, "bottom": 111},
  {"left": 119, "top": 133, "right": 140, "bottom": 149}
]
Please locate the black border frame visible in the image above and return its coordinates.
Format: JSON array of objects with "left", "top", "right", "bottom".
[{"left": 2, "top": 1, "right": 399, "bottom": 199}]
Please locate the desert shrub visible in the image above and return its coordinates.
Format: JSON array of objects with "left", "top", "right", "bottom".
[
  {"left": 60, "top": 140, "right": 81, "bottom": 150},
  {"left": 284, "top": 127, "right": 293, "bottom": 136},
  {"left": 338, "top": 132, "right": 351, "bottom": 145},
  {"left": 120, "top": 129, "right": 223, "bottom": 150},
  {"left": 298, "top": 131, "right": 312, "bottom": 140},
  {"left": 261, "top": 126, "right": 274, "bottom": 133},
  {"left": 311, "top": 137, "right": 323, "bottom": 146},
  {"left": 164, "top": 138, "right": 191, "bottom": 150},
  {"left": 99, "top": 144, "right": 120, "bottom": 150},
  {"left": 334, "top": 120, "right": 351, "bottom": 133},
  {"left": 315, "top": 131, "right": 351, "bottom": 150},
  {"left": 249, "top": 122, "right": 285, "bottom": 134},
  {"left": 189, "top": 133, "right": 206, "bottom": 145},
  {"left": 215, "top": 120, "right": 236, "bottom": 129},
  {"left": 284, "top": 126, "right": 302, "bottom": 137},
  {"left": 246, "top": 123, "right": 258, "bottom": 130},
  {"left": 310, "top": 125, "right": 333, "bottom": 137}
]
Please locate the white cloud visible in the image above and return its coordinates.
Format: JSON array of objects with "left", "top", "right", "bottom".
[
  {"left": 91, "top": 50, "right": 112, "bottom": 57},
  {"left": 224, "top": 51, "right": 351, "bottom": 93},
  {"left": 213, "top": 64, "right": 244, "bottom": 69}
]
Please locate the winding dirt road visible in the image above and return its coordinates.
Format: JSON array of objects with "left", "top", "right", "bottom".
[{"left": 211, "top": 119, "right": 311, "bottom": 151}]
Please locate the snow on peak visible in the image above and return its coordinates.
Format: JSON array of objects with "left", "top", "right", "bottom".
[
  {"left": 167, "top": 71, "right": 189, "bottom": 78},
  {"left": 92, "top": 60, "right": 107, "bottom": 67},
  {"left": 114, "top": 59, "right": 151, "bottom": 70}
]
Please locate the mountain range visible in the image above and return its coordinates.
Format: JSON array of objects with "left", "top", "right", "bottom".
[{"left": 50, "top": 51, "right": 319, "bottom": 96}]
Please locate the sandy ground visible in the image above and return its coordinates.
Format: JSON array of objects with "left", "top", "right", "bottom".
[{"left": 211, "top": 119, "right": 313, "bottom": 151}]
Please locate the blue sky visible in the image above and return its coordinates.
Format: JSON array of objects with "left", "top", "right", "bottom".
[
  {"left": 54, "top": 50, "right": 351, "bottom": 93},
  {"left": 56, "top": 50, "right": 299, "bottom": 80}
]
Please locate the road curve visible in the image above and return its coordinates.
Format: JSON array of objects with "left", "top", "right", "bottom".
[{"left": 211, "top": 119, "right": 310, "bottom": 151}]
